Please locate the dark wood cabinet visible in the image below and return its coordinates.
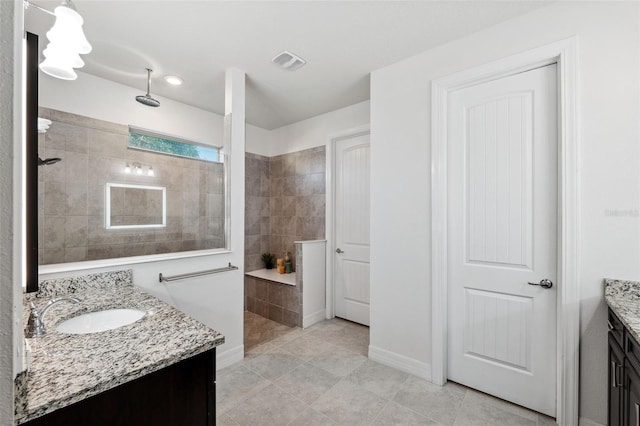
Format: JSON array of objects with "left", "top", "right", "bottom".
[
  {"left": 610, "top": 333, "right": 624, "bottom": 426},
  {"left": 625, "top": 359, "right": 640, "bottom": 426},
  {"left": 24, "top": 348, "right": 216, "bottom": 426},
  {"left": 608, "top": 309, "right": 640, "bottom": 426},
  {"left": 625, "top": 331, "right": 640, "bottom": 426}
]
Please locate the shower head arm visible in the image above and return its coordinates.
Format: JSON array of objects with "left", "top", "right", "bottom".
[
  {"left": 136, "top": 68, "right": 160, "bottom": 107},
  {"left": 145, "top": 68, "right": 152, "bottom": 96}
]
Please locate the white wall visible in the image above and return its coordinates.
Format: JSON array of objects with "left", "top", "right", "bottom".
[
  {"left": 0, "top": 1, "right": 20, "bottom": 424},
  {"left": 251, "top": 100, "right": 370, "bottom": 156},
  {"left": 370, "top": 2, "right": 640, "bottom": 424},
  {"left": 40, "top": 71, "right": 270, "bottom": 151},
  {"left": 39, "top": 71, "right": 247, "bottom": 368}
]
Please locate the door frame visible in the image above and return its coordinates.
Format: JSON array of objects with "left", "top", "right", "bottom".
[
  {"left": 430, "top": 38, "right": 579, "bottom": 425},
  {"left": 325, "top": 125, "right": 371, "bottom": 320}
]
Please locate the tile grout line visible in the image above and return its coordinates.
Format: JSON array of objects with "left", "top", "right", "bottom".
[
  {"left": 387, "top": 374, "right": 445, "bottom": 425},
  {"left": 367, "top": 397, "right": 393, "bottom": 426}
]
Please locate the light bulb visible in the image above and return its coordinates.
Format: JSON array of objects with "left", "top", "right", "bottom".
[
  {"left": 51, "top": 5, "right": 92, "bottom": 54},
  {"left": 147, "top": 167, "right": 154, "bottom": 177},
  {"left": 39, "top": 56, "right": 77, "bottom": 80},
  {"left": 43, "top": 44, "right": 84, "bottom": 68},
  {"left": 136, "top": 166, "right": 143, "bottom": 175}
]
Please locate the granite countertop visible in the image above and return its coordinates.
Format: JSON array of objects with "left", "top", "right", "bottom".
[
  {"left": 604, "top": 278, "right": 640, "bottom": 343},
  {"left": 15, "top": 270, "right": 225, "bottom": 424}
]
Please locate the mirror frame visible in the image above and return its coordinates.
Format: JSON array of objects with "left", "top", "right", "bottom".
[{"left": 26, "top": 32, "right": 39, "bottom": 292}]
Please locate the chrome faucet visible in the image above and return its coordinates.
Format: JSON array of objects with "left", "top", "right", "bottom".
[{"left": 25, "top": 297, "right": 81, "bottom": 337}]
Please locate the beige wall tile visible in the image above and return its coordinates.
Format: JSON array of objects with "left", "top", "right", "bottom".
[
  {"left": 87, "top": 129, "right": 127, "bottom": 159},
  {"left": 64, "top": 247, "right": 87, "bottom": 263},
  {"left": 65, "top": 216, "right": 88, "bottom": 248},
  {"left": 43, "top": 217, "right": 65, "bottom": 249},
  {"left": 39, "top": 115, "right": 227, "bottom": 264},
  {"left": 65, "top": 182, "right": 88, "bottom": 215}
]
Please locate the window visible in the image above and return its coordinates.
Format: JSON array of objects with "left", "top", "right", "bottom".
[{"left": 128, "top": 126, "right": 221, "bottom": 163}]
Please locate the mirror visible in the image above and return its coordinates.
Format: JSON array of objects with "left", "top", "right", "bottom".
[
  {"left": 37, "top": 107, "right": 228, "bottom": 266},
  {"left": 106, "top": 183, "right": 166, "bottom": 229}
]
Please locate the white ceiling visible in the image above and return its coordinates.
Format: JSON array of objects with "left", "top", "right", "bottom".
[{"left": 25, "top": 1, "right": 551, "bottom": 130}]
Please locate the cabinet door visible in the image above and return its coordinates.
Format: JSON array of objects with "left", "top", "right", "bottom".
[
  {"left": 626, "top": 353, "right": 640, "bottom": 426},
  {"left": 610, "top": 334, "right": 624, "bottom": 426}
]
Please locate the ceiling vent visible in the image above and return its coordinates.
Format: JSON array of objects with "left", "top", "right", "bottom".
[{"left": 272, "top": 51, "right": 306, "bottom": 71}]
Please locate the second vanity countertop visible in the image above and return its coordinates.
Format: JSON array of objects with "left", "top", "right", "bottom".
[
  {"left": 16, "top": 281, "right": 225, "bottom": 424},
  {"left": 604, "top": 278, "right": 640, "bottom": 344}
]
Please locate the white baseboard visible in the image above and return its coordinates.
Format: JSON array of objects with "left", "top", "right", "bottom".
[
  {"left": 579, "top": 418, "right": 605, "bottom": 426},
  {"left": 303, "top": 309, "right": 326, "bottom": 329},
  {"left": 368, "top": 345, "right": 431, "bottom": 380},
  {"left": 216, "top": 345, "right": 244, "bottom": 371}
]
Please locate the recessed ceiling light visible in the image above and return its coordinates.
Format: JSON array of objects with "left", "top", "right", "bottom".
[{"left": 164, "top": 75, "right": 183, "bottom": 86}]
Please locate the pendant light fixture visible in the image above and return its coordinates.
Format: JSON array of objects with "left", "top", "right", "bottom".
[
  {"left": 25, "top": 0, "right": 92, "bottom": 80},
  {"left": 136, "top": 68, "right": 161, "bottom": 108}
]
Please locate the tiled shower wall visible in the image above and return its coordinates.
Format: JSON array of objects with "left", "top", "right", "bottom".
[
  {"left": 244, "top": 147, "right": 325, "bottom": 322},
  {"left": 244, "top": 153, "right": 271, "bottom": 272},
  {"left": 244, "top": 146, "right": 326, "bottom": 273},
  {"left": 268, "top": 146, "right": 326, "bottom": 269},
  {"left": 38, "top": 107, "right": 225, "bottom": 265}
]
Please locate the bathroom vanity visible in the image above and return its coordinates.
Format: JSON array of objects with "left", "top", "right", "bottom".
[
  {"left": 605, "top": 279, "right": 640, "bottom": 426},
  {"left": 15, "top": 270, "right": 225, "bottom": 425}
]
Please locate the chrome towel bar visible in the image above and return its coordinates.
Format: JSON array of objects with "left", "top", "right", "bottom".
[{"left": 159, "top": 263, "right": 239, "bottom": 283}]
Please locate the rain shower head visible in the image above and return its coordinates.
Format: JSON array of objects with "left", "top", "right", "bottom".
[
  {"left": 136, "top": 95, "right": 160, "bottom": 108},
  {"left": 136, "top": 68, "right": 160, "bottom": 108}
]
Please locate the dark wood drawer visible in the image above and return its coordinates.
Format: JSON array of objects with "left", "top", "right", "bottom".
[{"left": 609, "top": 308, "right": 624, "bottom": 348}]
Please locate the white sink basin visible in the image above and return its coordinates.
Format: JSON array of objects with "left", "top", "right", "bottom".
[{"left": 56, "top": 308, "right": 146, "bottom": 334}]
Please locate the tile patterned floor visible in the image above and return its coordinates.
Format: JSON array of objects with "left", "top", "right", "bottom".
[
  {"left": 218, "top": 312, "right": 556, "bottom": 425},
  {"left": 244, "top": 311, "right": 298, "bottom": 351}
]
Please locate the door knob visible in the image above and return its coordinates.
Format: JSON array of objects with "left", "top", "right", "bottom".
[
  {"left": 528, "top": 279, "right": 553, "bottom": 289},
  {"left": 336, "top": 248, "right": 344, "bottom": 254}
]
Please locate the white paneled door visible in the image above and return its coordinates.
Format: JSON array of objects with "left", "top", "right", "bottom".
[
  {"left": 447, "top": 64, "right": 558, "bottom": 416},
  {"left": 334, "top": 133, "right": 371, "bottom": 326}
]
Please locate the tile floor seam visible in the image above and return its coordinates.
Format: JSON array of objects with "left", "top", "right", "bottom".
[
  {"left": 216, "top": 378, "right": 270, "bottom": 417},
  {"left": 384, "top": 369, "right": 412, "bottom": 401},
  {"left": 227, "top": 382, "right": 310, "bottom": 425},
  {"left": 242, "top": 348, "right": 302, "bottom": 380},
  {"left": 318, "top": 375, "right": 349, "bottom": 398},
  {"left": 216, "top": 365, "right": 271, "bottom": 414},
  {"left": 390, "top": 389, "right": 447, "bottom": 426},
  {"left": 269, "top": 364, "right": 332, "bottom": 407},
  {"left": 270, "top": 380, "right": 315, "bottom": 423},
  {"left": 367, "top": 397, "right": 393, "bottom": 425},
  {"left": 462, "top": 386, "right": 540, "bottom": 423}
]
